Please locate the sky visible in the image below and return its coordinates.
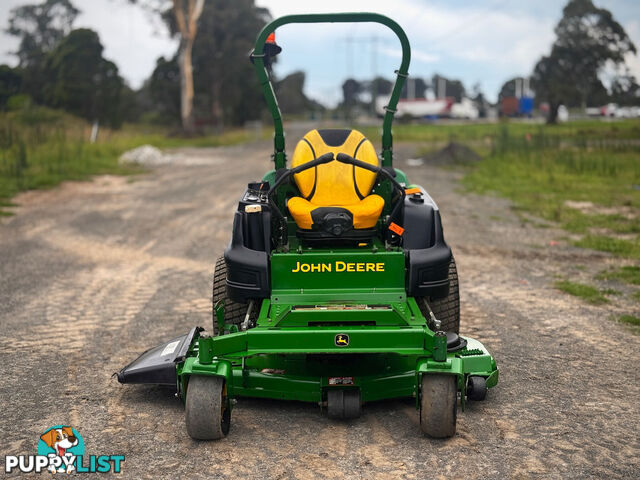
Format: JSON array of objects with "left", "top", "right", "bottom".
[{"left": 0, "top": 0, "right": 639, "bottom": 106}]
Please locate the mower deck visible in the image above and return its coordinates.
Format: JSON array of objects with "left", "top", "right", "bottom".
[
  {"left": 177, "top": 328, "right": 498, "bottom": 405},
  {"left": 119, "top": 298, "right": 498, "bottom": 408}
]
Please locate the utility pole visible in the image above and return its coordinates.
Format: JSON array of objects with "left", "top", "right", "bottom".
[
  {"left": 370, "top": 34, "right": 378, "bottom": 116},
  {"left": 341, "top": 34, "right": 381, "bottom": 117},
  {"left": 438, "top": 77, "right": 446, "bottom": 99},
  {"left": 407, "top": 77, "right": 415, "bottom": 100},
  {"left": 345, "top": 35, "right": 354, "bottom": 79}
]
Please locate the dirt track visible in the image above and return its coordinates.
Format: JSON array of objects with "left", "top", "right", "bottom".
[{"left": 1, "top": 139, "right": 638, "bottom": 479}]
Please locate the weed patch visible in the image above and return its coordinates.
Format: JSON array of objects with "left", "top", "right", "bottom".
[
  {"left": 597, "top": 266, "right": 640, "bottom": 285},
  {"left": 554, "top": 280, "right": 610, "bottom": 304}
]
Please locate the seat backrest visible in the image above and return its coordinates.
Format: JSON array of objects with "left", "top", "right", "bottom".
[{"left": 291, "top": 129, "right": 378, "bottom": 206}]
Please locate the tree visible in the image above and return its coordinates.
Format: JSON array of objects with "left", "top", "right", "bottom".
[
  {"left": 6, "top": 0, "right": 79, "bottom": 68},
  {"left": 371, "top": 76, "right": 393, "bottom": 97},
  {"left": 147, "top": 55, "right": 181, "bottom": 124},
  {"left": 432, "top": 74, "right": 465, "bottom": 102},
  {"left": 498, "top": 77, "right": 531, "bottom": 100},
  {"left": 472, "top": 83, "right": 489, "bottom": 118},
  {"left": 129, "top": 0, "right": 204, "bottom": 131},
  {"left": 0, "top": 65, "right": 23, "bottom": 110},
  {"left": 189, "top": 0, "right": 270, "bottom": 126},
  {"left": 42, "top": 29, "right": 124, "bottom": 127},
  {"left": 610, "top": 74, "right": 640, "bottom": 106},
  {"left": 6, "top": 0, "right": 79, "bottom": 104},
  {"left": 274, "top": 71, "right": 316, "bottom": 115},
  {"left": 342, "top": 78, "right": 363, "bottom": 107},
  {"left": 142, "top": 0, "right": 273, "bottom": 127},
  {"left": 532, "top": 0, "right": 637, "bottom": 123},
  {"left": 171, "top": 0, "right": 204, "bottom": 132},
  {"left": 400, "top": 77, "right": 427, "bottom": 99}
]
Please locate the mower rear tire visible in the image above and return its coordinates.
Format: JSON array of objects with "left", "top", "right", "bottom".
[
  {"left": 185, "top": 375, "right": 230, "bottom": 440},
  {"left": 420, "top": 374, "right": 457, "bottom": 438},
  {"left": 418, "top": 258, "right": 460, "bottom": 334},
  {"left": 212, "top": 255, "right": 257, "bottom": 335}
]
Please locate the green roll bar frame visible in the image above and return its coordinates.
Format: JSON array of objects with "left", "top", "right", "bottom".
[{"left": 251, "top": 12, "right": 411, "bottom": 169}]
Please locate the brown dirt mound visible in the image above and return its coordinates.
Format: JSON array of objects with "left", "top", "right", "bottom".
[{"left": 423, "top": 142, "right": 482, "bottom": 165}]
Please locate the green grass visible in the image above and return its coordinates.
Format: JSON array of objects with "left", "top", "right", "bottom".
[
  {"left": 597, "top": 266, "right": 640, "bottom": 285},
  {"left": 573, "top": 235, "right": 640, "bottom": 259},
  {"left": 554, "top": 280, "right": 611, "bottom": 304},
  {"left": 633, "top": 291, "right": 640, "bottom": 301},
  {"left": 0, "top": 107, "right": 254, "bottom": 213},
  {"left": 360, "top": 118, "right": 640, "bottom": 144},
  {"left": 600, "top": 288, "right": 621, "bottom": 295},
  {"left": 618, "top": 315, "right": 640, "bottom": 332},
  {"left": 450, "top": 121, "right": 640, "bottom": 259},
  {"left": 377, "top": 119, "right": 640, "bottom": 259}
]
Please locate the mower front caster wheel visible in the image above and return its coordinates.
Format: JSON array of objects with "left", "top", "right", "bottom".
[
  {"left": 420, "top": 374, "right": 457, "bottom": 438},
  {"left": 327, "top": 389, "right": 361, "bottom": 419},
  {"left": 185, "top": 375, "right": 230, "bottom": 440},
  {"left": 467, "top": 376, "right": 487, "bottom": 401}
]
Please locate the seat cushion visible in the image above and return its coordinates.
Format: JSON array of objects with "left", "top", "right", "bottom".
[
  {"left": 288, "top": 194, "right": 384, "bottom": 230},
  {"left": 289, "top": 129, "right": 383, "bottom": 231},
  {"left": 291, "top": 129, "right": 379, "bottom": 206}
]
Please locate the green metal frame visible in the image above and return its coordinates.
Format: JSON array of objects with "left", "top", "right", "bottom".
[
  {"left": 177, "top": 326, "right": 498, "bottom": 405},
  {"left": 251, "top": 12, "right": 411, "bottom": 169},
  {"left": 176, "top": 247, "right": 498, "bottom": 410}
]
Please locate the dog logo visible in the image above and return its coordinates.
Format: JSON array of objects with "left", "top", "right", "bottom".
[
  {"left": 38, "top": 425, "right": 83, "bottom": 474},
  {"left": 335, "top": 334, "right": 349, "bottom": 347}
]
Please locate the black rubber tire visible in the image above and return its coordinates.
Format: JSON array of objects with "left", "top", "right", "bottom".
[
  {"left": 420, "top": 374, "right": 457, "bottom": 438},
  {"left": 418, "top": 258, "right": 460, "bottom": 334},
  {"left": 327, "top": 389, "right": 361, "bottom": 419},
  {"left": 212, "top": 255, "right": 257, "bottom": 335},
  {"left": 467, "top": 376, "right": 487, "bottom": 401},
  {"left": 185, "top": 375, "right": 230, "bottom": 440}
]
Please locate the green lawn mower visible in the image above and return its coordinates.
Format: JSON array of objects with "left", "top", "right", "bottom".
[{"left": 117, "top": 12, "right": 498, "bottom": 440}]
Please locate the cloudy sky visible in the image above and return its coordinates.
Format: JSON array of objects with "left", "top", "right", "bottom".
[{"left": 1, "top": 0, "right": 639, "bottom": 105}]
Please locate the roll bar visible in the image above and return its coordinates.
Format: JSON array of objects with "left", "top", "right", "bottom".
[{"left": 251, "top": 13, "right": 411, "bottom": 170}]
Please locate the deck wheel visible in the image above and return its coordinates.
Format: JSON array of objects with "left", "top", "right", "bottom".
[
  {"left": 420, "top": 374, "right": 457, "bottom": 438},
  {"left": 467, "top": 376, "right": 487, "bottom": 401},
  {"left": 327, "top": 389, "right": 361, "bottom": 419},
  {"left": 185, "top": 375, "right": 230, "bottom": 440}
]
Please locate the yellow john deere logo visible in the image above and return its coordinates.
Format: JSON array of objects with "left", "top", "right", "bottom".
[
  {"left": 291, "top": 261, "right": 384, "bottom": 273},
  {"left": 335, "top": 334, "right": 350, "bottom": 347}
]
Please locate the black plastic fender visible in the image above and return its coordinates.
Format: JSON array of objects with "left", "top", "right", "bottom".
[{"left": 403, "top": 187, "right": 452, "bottom": 298}]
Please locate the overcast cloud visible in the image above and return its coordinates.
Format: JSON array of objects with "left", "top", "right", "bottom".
[{"left": 1, "top": 0, "right": 638, "bottom": 105}]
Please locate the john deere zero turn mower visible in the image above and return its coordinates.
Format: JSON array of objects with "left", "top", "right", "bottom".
[{"left": 118, "top": 13, "right": 498, "bottom": 439}]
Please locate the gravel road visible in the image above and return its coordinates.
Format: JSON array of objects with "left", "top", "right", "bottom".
[{"left": 1, "top": 140, "right": 638, "bottom": 479}]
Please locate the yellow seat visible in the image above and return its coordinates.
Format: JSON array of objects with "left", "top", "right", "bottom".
[{"left": 288, "top": 129, "right": 384, "bottom": 232}]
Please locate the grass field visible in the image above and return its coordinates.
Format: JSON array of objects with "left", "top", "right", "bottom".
[
  {"left": 371, "top": 119, "right": 639, "bottom": 260},
  {"left": 597, "top": 266, "right": 640, "bottom": 285},
  {"left": 378, "top": 118, "right": 639, "bottom": 311},
  {"left": 0, "top": 107, "right": 253, "bottom": 214},
  {"left": 460, "top": 123, "right": 639, "bottom": 260},
  {"left": 361, "top": 118, "right": 640, "bottom": 144}
]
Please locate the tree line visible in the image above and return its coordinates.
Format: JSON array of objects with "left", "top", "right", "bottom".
[
  {"left": 1, "top": 0, "right": 638, "bottom": 128},
  {"left": 0, "top": 0, "right": 316, "bottom": 131},
  {"left": 343, "top": 0, "right": 638, "bottom": 124}
]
